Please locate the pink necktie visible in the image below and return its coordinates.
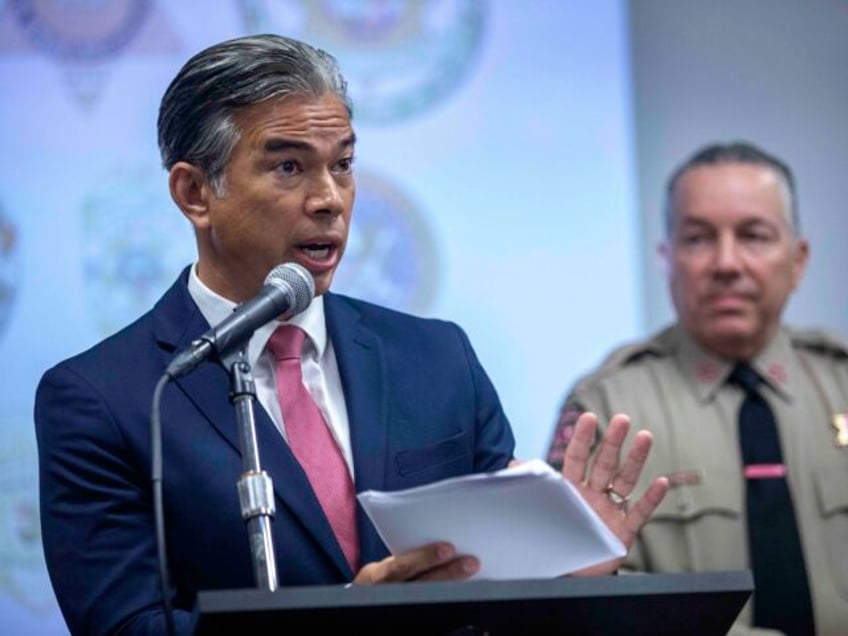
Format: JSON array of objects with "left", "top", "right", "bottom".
[{"left": 267, "top": 325, "right": 359, "bottom": 571}]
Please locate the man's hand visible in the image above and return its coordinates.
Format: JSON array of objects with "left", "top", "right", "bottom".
[
  {"left": 355, "top": 411, "right": 666, "bottom": 583},
  {"left": 562, "top": 412, "right": 668, "bottom": 576},
  {"left": 353, "top": 542, "right": 479, "bottom": 584}
]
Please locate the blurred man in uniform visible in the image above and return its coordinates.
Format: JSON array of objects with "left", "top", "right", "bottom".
[{"left": 546, "top": 141, "right": 848, "bottom": 635}]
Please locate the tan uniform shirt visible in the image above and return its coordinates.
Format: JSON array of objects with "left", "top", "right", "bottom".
[{"left": 547, "top": 325, "right": 848, "bottom": 636}]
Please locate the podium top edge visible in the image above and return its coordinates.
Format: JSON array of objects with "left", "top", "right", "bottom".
[{"left": 196, "top": 570, "right": 754, "bottom": 612}]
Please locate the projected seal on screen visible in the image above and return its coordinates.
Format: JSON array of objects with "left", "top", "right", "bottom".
[
  {"left": 9, "top": 0, "right": 151, "bottom": 61},
  {"left": 81, "top": 170, "right": 195, "bottom": 337},
  {"left": 4, "top": 0, "right": 178, "bottom": 108},
  {"left": 238, "top": 0, "right": 487, "bottom": 123},
  {"left": 0, "top": 204, "right": 18, "bottom": 341},
  {"left": 0, "top": 426, "right": 55, "bottom": 612},
  {"left": 332, "top": 169, "right": 439, "bottom": 314}
]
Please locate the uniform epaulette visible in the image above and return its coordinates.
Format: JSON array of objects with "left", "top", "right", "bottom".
[
  {"left": 576, "top": 326, "right": 675, "bottom": 386},
  {"left": 789, "top": 327, "right": 848, "bottom": 359}
]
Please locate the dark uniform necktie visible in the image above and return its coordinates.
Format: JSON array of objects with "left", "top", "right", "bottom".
[{"left": 728, "top": 362, "right": 814, "bottom": 635}]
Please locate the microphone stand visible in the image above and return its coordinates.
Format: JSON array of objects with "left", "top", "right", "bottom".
[{"left": 224, "top": 348, "right": 278, "bottom": 591}]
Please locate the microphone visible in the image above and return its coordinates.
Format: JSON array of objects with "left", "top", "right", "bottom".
[{"left": 166, "top": 262, "right": 315, "bottom": 378}]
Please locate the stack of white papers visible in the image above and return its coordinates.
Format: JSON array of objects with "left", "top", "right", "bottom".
[{"left": 357, "top": 459, "right": 626, "bottom": 580}]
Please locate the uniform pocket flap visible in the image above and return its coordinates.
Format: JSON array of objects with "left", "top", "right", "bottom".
[
  {"left": 651, "top": 465, "right": 743, "bottom": 521},
  {"left": 814, "top": 462, "right": 848, "bottom": 517}
]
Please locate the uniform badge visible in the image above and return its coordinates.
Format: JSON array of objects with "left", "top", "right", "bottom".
[
  {"left": 832, "top": 412, "right": 848, "bottom": 447},
  {"left": 545, "top": 405, "right": 583, "bottom": 470}
]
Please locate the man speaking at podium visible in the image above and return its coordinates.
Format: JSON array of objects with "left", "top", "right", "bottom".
[{"left": 35, "top": 34, "right": 667, "bottom": 635}]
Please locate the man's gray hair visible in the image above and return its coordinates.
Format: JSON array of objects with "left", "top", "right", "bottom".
[
  {"left": 157, "top": 34, "right": 351, "bottom": 195},
  {"left": 663, "top": 141, "right": 799, "bottom": 237}
]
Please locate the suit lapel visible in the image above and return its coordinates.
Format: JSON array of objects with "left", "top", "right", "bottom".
[
  {"left": 153, "top": 269, "right": 246, "bottom": 460},
  {"left": 325, "top": 293, "right": 391, "bottom": 563},
  {"left": 152, "top": 272, "right": 352, "bottom": 578}
]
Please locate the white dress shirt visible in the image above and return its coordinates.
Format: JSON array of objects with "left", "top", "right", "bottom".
[{"left": 187, "top": 264, "right": 354, "bottom": 477}]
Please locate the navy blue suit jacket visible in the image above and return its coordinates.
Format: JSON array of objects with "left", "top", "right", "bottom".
[{"left": 35, "top": 268, "right": 515, "bottom": 635}]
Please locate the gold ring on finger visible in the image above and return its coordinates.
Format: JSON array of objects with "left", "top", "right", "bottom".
[{"left": 603, "top": 483, "right": 630, "bottom": 507}]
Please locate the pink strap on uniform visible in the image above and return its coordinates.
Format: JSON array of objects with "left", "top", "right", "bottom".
[{"left": 744, "top": 463, "right": 786, "bottom": 479}]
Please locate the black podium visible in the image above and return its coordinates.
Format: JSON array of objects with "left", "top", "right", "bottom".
[{"left": 193, "top": 570, "right": 752, "bottom": 635}]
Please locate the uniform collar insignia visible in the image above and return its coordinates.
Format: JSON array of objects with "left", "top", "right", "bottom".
[
  {"left": 750, "top": 330, "right": 795, "bottom": 402},
  {"left": 673, "top": 327, "right": 730, "bottom": 403},
  {"left": 674, "top": 325, "right": 796, "bottom": 403}
]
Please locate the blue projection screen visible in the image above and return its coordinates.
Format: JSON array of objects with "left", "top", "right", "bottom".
[{"left": 0, "top": 1, "right": 640, "bottom": 631}]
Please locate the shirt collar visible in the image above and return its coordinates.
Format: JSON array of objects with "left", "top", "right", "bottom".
[
  {"left": 187, "top": 263, "right": 327, "bottom": 366},
  {"left": 749, "top": 329, "right": 794, "bottom": 402},
  {"left": 674, "top": 325, "right": 732, "bottom": 403},
  {"left": 673, "top": 324, "right": 794, "bottom": 403}
]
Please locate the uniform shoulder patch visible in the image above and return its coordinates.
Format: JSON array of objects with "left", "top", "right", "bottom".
[{"left": 546, "top": 326, "right": 676, "bottom": 470}]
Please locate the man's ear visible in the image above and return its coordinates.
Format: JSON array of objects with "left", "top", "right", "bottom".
[
  {"left": 657, "top": 241, "right": 671, "bottom": 276},
  {"left": 791, "top": 238, "right": 810, "bottom": 290},
  {"left": 169, "top": 161, "right": 213, "bottom": 230}
]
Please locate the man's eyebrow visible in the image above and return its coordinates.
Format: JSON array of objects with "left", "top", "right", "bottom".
[
  {"left": 263, "top": 132, "right": 357, "bottom": 154},
  {"left": 679, "top": 216, "right": 712, "bottom": 227},
  {"left": 263, "top": 138, "right": 309, "bottom": 153}
]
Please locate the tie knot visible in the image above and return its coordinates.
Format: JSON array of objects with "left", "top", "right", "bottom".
[
  {"left": 727, "top": 361, "right": 762, "bottom": 395},
  {"left": 267, "top": 325, "right": 306, "bottom": 361}
]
